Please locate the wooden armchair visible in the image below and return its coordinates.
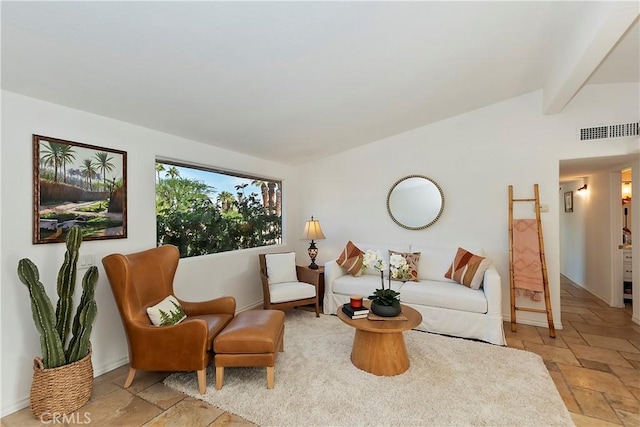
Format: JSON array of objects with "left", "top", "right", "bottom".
[
  {"left": 102, "top": 245, "right": 236, "bottom": 394},
  {"left": 259, "top": 252, "right": 319, "bottom": 317}
]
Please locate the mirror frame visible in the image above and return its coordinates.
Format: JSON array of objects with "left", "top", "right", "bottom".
[{"left": 386, "top": 174, "right": 445, "bottom": 230}]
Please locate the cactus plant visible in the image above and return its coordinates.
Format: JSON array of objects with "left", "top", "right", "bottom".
[{"left": 17, "top": 226, "right": 98, "bottom": 368}]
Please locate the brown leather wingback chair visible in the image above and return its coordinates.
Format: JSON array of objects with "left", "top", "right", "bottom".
[{"left": 102, "top": 245, "right": 236, "bottom": 394}]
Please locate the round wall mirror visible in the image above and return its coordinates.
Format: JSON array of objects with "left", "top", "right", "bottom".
[{"left": 386, "top": 175, "right": 444, "bottom": 230}]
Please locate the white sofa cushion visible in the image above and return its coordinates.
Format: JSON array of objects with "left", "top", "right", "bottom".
[
  {"left": 269, "top": 281, "right": 316, "bottom": 303},
  {"left": 332, "top": 274, "right": 403, "bottom": 297},
  {"left": 265, "top": 252, "right": 297, "bottom": 284},
  {"left": 400, "top": 281, "right": 488, "bottom": 314},
  {"left": 355, "top": 243, "right": 410, "bottom": 276}
]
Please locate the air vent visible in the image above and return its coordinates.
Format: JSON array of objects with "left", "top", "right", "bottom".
[{"left": 579, "top": 122, "right": 639, "bottom": 141}]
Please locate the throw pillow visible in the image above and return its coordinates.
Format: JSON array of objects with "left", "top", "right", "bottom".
[
  {"left": 389, "top": 250, "right": 420, "bottom": 282},
  {"left": 265, "top": 252, "right": 298, "bottom": 284},
  {"left": 336, "top": 241, "right": 363, "bottom": 276},
  {"left": 147, "top": 295, "right": 187, "bottom": 326},
  {"left": 445, "top": 247, "right": 491, "bottom": 289}
]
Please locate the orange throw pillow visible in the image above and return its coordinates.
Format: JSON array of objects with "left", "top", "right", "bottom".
[
  {"left": 336, "top": 241, "right": 364, "bottom": 276},
  {"left": 445, "top": 247, "right": 491, "bottom": 289}
]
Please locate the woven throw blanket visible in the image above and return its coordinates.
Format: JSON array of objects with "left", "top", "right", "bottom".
[{"left": 513, "top": 219, "right": 543, "bottom": 301}]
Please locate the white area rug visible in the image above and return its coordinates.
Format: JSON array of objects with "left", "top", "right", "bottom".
[{"left": 165, "top": 310, "right": 573, "bottom": 426}]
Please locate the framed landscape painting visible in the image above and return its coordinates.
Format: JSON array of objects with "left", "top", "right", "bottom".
[{"left": 33, "top": 135, "right": 127, "bottom": 244}]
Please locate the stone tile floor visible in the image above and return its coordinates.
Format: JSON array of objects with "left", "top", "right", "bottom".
[{"left": 2, "top": 275, "right": 638, "bottom": 426}]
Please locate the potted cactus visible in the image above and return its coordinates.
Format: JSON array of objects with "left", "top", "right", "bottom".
[{"left": 17, "top": 226, "right": 98, "bottom": 420}]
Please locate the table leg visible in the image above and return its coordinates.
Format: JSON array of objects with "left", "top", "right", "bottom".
[{"left": 351, "top": 329, "right": 409, "bottom": 376}]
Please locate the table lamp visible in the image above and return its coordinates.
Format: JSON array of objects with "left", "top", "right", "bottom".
[{"left": 302, "top": 216, "right": 326, "bottom": 270}]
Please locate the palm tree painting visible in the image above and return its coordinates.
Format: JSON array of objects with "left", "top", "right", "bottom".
[{"left": 32, "top": 135, "right": 127, "bottom": 244}]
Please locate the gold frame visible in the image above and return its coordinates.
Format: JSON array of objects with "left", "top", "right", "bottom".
[{"left": 386, "top": 174, "right": 445, "bottom": 230}]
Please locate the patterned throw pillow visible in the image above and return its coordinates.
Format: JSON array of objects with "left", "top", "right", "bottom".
[
  {"left": 389, "top": 250, "right": 420, "bottom": 282},
  {"left": 336, "top": 241, "right": 364, "bottom": 276},
  {"left": 445, "top": 247, "right": 491, "bottom": 289},
  {"left": 147, "top": 295, "right": 187, "bottom": 326}
]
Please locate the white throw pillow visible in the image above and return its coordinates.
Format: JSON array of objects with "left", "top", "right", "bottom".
[
  {"left": 146, "top": 295, "right": 186, "bottom": 326},
  {"left": 266, "top": 252, "right": 298, "bottom": 284}
]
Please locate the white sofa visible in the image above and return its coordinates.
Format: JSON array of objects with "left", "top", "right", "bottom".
[{"left": 323, "top": 243, "right": 506, "bottom": 345}]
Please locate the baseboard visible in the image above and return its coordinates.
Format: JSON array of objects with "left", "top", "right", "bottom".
[
  {"left": 502, "top": 314, "right": 563, "bottom": 330},
  {"left": 633, "top": 315, "right": 640, "bottom": 326},
  {"left": 1, "top": 396, "right": 30, "bottom": 419},
  {"left": 93, "top": 356, "right": 130, "bottom": 377},
  {"left": 564, "top": 278, "right": 620, "bottom": 307},
  {"left": 237, "top": 301, "right": 263, "bottom": 312}
]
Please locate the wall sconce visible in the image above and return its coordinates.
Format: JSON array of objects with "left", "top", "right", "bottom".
[
  {"left": 622, "top": 181, "right": 632, "bottom": 203},
  {"left": 302, "top": 216, "right": 326, "bottom": 270},
  {"left": 577, "top": 184, "right": 588, "bottom": 192}
]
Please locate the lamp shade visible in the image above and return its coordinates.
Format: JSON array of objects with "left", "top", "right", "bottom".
[{"left": 302, "top": 216, "right": 326, "bottom": 240}]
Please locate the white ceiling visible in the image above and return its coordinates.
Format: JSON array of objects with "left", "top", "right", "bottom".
[{"left": 2, "top": 1, "right": 638, "bottom": 168}]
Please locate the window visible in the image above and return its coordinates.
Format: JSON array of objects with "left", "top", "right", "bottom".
[{"left": 155, "top": 161, "right": 282, "bottom": 258}]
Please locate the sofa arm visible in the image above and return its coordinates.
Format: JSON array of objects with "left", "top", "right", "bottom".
[
  {"left": 482, "top": 266, "right": 502, "bottom": 316},
  {"left": 324, "top": 259, "right": 347, "bottom": 298}
]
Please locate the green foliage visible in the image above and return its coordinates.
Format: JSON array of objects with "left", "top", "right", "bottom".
[
  {"left": 17, "top": 259, "right": 66, "bottom": 369},
  {"left": 77, "top": 201, "right": 108, "bottom": 213},
  {"left": 156, "top": 176, "right": 282, "bottom": 258},
  {"left": 55, "top": 226, "right": 82, "bottom": 347},
  {"left": 17, "top": 226, "right": 98, "bottom": 368},
  {"left": 159, "top": 301, "right": 186, "bottom": 326},
  {"left": 368, "top": 288, "right": 401, "bottom": 307}
]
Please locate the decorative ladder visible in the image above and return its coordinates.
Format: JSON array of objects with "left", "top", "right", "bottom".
[{"left": 508, "top": 184, "right": 555, "bottom": 338}]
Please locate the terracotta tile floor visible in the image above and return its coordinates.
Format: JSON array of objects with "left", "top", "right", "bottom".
[
  {"left": 3, "top": 275, "right": 638, "bottom": 426},
  {"left": 505, "top": 276, "right": 639, "bottom": 426}
]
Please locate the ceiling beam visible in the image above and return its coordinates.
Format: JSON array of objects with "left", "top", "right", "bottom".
[{"left": 543, "top": 2, "right": 639, "bottom": 115}]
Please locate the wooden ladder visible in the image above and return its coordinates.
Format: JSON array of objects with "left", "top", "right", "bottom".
[{"left": 508, "top": 184, "right": 555, "bottom": 338}]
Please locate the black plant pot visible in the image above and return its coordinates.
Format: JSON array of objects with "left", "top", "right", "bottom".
[{"left": 370, "top": 302, "right": 401, "bottom": 317}]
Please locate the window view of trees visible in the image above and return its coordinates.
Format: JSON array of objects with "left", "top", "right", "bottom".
[{"left": 155, "top": 161, "right": 282, "bottom": 258}]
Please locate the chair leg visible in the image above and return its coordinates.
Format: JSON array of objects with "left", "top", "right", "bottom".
[
  {"left": 123, "top": 367, "right": 136, "bottom": 388},
  {"left": 215, "top": 366, "right": 224, "bottom": 390},
  {"left": 315, "top": 300, "right": 320, "bottom": 317},
  {"left": 267, "top": 366, "right": 274, "bottom": 389},
  {"left": 197, "top": 369, "right": 207, "bottom": 394}
]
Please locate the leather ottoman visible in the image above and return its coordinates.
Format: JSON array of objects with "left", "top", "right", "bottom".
[{"left": 213, "top": 310, "right": 285, "bottom": 390}]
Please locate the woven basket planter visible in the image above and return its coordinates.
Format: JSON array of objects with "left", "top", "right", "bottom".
[{"left": 29, "top": 350, "right": 93, "bottom": 421}]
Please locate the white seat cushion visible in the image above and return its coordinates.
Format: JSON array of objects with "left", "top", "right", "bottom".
[
  {"left": 332, "top": 274, "right": 404, "bottom": 297},
  {"left": 265, "top": 252, "right": 298, "bottom": 284},
  {"left": 400, "top": 280, "right": 487, "bottom": 314},
  {"left": 269, "top": 281, "right": 316, "bottom": 303}
]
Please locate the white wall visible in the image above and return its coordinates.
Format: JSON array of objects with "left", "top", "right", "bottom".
[
  {"left": 0, "top": 91, "right": 302, "bottom": 416},
  {"left": 299, "top": 83, "right": 639, "bottom": 331},
  {"left": 560, "top": 180, "right": 588, "bottom": 287},
  {"left": 2, "top": 83, "right": 638, "bottom": 416}
]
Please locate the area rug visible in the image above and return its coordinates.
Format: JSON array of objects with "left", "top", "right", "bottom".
[{"left": 164, "top": 310, "right": 574, "bottom": 426}]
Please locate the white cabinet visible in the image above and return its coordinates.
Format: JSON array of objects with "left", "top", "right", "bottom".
[{"left": 623, "top": 248, "right": 632, "bottom": 300}]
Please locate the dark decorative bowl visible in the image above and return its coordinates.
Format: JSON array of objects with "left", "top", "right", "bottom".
[{"left": 370, "top": 302, "right": 401, "bottom": 317}]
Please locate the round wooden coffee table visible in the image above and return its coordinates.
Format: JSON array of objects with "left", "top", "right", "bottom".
[{"left": 337, "top": 301, "right": 422, "bottom": 376}]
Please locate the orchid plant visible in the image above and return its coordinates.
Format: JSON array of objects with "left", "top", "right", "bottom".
[
  {"left": 362, "top": 250, "right": 400, "bottom": 307},
  {"left": 389, "top": 253, "right": 410, "bottom": 280}
]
